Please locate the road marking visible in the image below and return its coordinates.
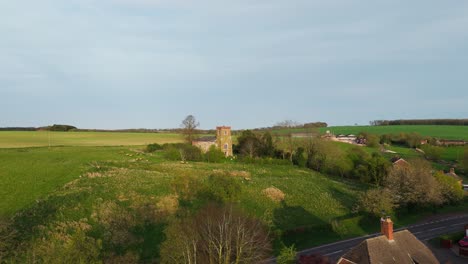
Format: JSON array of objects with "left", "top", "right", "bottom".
[
  {"left": 429, "top": 227, "right": 445, "bottom": 231},
  {"left": 412, "top": 231, "right": 422, "bottom": 235},
  {"left": 325, "top": 250, "right": 343, "bottom": 256}
]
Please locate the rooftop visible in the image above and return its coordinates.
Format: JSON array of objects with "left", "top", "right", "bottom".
[{"left": 338, "top": 230, "right": 438, "bottom": 264}]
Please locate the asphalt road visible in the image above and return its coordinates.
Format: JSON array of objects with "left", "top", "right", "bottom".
[{"left": 298, "top": 214, "right": 468, "bottom": 262}]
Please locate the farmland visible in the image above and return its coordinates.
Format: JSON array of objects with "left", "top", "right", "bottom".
[
  {"left": 269, "top": 125, "right": 468, "bottom": 140},
  {"left": 1, "top": 129, "right": 467, "bottom": 261},
  {"left": 319, "top": 125, "right": 468, "bottom": 140},
  {"left": 0, "top": 131, "right": 183, "bottom": 148}
]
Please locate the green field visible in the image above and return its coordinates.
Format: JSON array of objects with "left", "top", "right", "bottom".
[
  {"left": 268, "top": 125, "right": 468, "bottom": 140},
  {"left": 319, "top": 125, "right": 468, "bottom": 140},
  {"left": 0, "top": 145, "right": 370, "bottom": 256},
  {"left": 0, "top": 131, "right": 183, "bottom": 148}
]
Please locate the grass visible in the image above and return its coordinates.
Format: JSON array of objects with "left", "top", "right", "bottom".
[
  {"left": 269, "top": 125, "right": 468, "bottom": 140},
  {"left": 1, "top": 144, "right": 467, "bottom": 261},
  {"left": 318, "top": 125, "right": 468, "bottom": 140},
  {"left": 0, "top": 145, "right": 367, "bottom": 252},
  {"left": 0, "top": 146, "right": 131, "bottom": 216},
  {"left": 0, "top": 131, "right": 184, "bottom": 148}
]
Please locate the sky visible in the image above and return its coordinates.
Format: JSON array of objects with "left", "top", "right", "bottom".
[{"left": 1, "top": 0, "right": 468, "bottom": 129}]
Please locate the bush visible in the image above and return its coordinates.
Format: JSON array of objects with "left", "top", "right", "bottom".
[
  {"left": 276, "top": 245, "right": 296, "bottom": 264},
  {"left": 204, "top": 145, "right": 226, "bottom": 163},
  {"left": 146, "top": 143, "right": 162, "bottom": 153},
  {"left": 199, "top": 174, "right": 242, "bottom": 204},
  {"left": 292, "top": 147, "right": 307, "bottom": 167},
  {"left": 163, "top": 144, "right": 202, "bottom": 162}
]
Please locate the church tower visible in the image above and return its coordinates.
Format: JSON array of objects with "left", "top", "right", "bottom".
[{"left": 216, "top": 126, "right": 233, "bottom": 157}]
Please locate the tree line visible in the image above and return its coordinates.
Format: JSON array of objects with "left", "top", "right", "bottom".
[{"left": 370, "top": 119, "right": 468, "bottom": 126}]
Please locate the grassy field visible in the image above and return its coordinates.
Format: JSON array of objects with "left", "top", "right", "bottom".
[
  {"left": 0, "top": 131, "right": 183, "bottom": 148},
  {"left": 269, "top": 125, "right": 468, "bottom": 140},
  {"left": 0, "top": 146, "right": 132, "bottom": 216},
  {"left": 319, "top": 125, "right": 468, "bottom": 140},
  {"left": 0, "top": 145, "right": 368, "bottom": 257}
]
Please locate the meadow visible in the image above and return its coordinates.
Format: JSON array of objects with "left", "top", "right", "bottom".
[
  {"left": 0, "top": 131, "right": 183, "bottom": 148},
  {"left": 0, "top": 145, "right": 371, "bottom": 259}
]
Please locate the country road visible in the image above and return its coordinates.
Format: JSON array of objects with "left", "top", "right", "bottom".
[{"left": 265, "top": 214, "right": 468, "bottom": 263}]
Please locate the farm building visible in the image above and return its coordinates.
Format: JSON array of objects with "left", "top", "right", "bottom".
[
  {"left": 436, "top": 139, "right": 466, "bottom": 147},
  {"left": 192, "top": 126, "right": 233, "bottom": 157},
  {"left": 337, "top": 217, "right": 438, "bottom": 264}
]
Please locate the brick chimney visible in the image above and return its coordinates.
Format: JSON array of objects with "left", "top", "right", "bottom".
[{"left": 381, "top": 217, "right": 394, "bottom": 241}]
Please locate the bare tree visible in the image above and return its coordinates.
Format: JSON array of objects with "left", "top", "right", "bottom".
[
  {"left": 181, "top": 115, "right": 200, "bottom": 144},
  {"left": 275, "top": 120, "right": 301, "bottom": 128},
  {"left": 160, "top": 204, "right": 272, "bottom": 264}
]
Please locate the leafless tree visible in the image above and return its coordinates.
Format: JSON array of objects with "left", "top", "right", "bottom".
[
  {"left": 160, "top": 204, "right": 272, "bottom": 264},
  {"left": 181, "top": 115, "right": 200, "bottom": 144}
]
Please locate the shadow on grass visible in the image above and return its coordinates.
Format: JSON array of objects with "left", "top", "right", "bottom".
[{"left": 273, "top": 201, "right": 338, "bottom": 252}]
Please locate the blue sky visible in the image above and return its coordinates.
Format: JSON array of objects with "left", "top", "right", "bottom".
[{"left": 1, "top": 0, "right": 467, "bottom": 129}]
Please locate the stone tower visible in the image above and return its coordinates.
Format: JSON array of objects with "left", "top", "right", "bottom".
[{"left": 216, "top": 126, "right": 233, "bottom": 157}]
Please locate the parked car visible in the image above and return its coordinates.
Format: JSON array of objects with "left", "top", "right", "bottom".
[{"left": 459, "top": 237, "right": 468, "bottom": 247}]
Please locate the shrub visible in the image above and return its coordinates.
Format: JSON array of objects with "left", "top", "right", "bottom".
[
  {"left": 146, "top": 143, "right": 162, "bottom": 153},
  {"left": 199, "top": 174, "right": 242, "bottom": 204},
  {"left": 276, "top": 245, "right": 296, "bottom": 264},
  {"left": 163, "top": 144, "right": 202, "bottom": 162},
  {"left": 292, "top": 147, "right": 307, "bottom": 167},
  {"left": 204, "top": 145, "right": 226, "bottom": 163},
  {"left": 262, "top": 187, "right": 285, "bottom": 203},
  {"left": 170, "top": 175, "right": 201, "bottom": 202},
  {"left": 156, "top": 195, "right": 179, "bottom": 217}
]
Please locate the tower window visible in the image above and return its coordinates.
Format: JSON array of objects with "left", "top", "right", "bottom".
[
  {"left": 224, "top": 143, "right": 228, "bottom": 150},
  {"left": 224, "top": 130, "right": 227, "bottom": 135}
]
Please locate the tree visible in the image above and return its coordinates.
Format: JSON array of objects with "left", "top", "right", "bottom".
[
  {"left": 160, "top": 204, "right": 271, "bottom": 264},
  {"left": 181, "top": 115, "right": 199, "bottom": 144},
  {"left": 384, "top": 159, "right": 443, "bottom": 208},
  {"left": 367, "top": 153, "right": 391, "bottom": 186},
  {"left": 236, "top": 130, "right": 261, "bottom": 158},
  {"left": 421, "top": 144, "right": 443, "bottom": 161},
  {"left": 434, "top": 172, "right": 464, "bottom": 204},
  {"left": 355, "top": 188, "right": 397, "bottom": 217}
]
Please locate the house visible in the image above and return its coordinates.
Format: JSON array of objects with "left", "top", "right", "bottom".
[
  {"left": 337, "top": 217, "right": 439, "bottom": 264},
  {"left": 192, "top": 126, "right": 233, "bottom": 157},
  {"left": 392, "top": 158, "right": 410, "bottom": 168}
]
